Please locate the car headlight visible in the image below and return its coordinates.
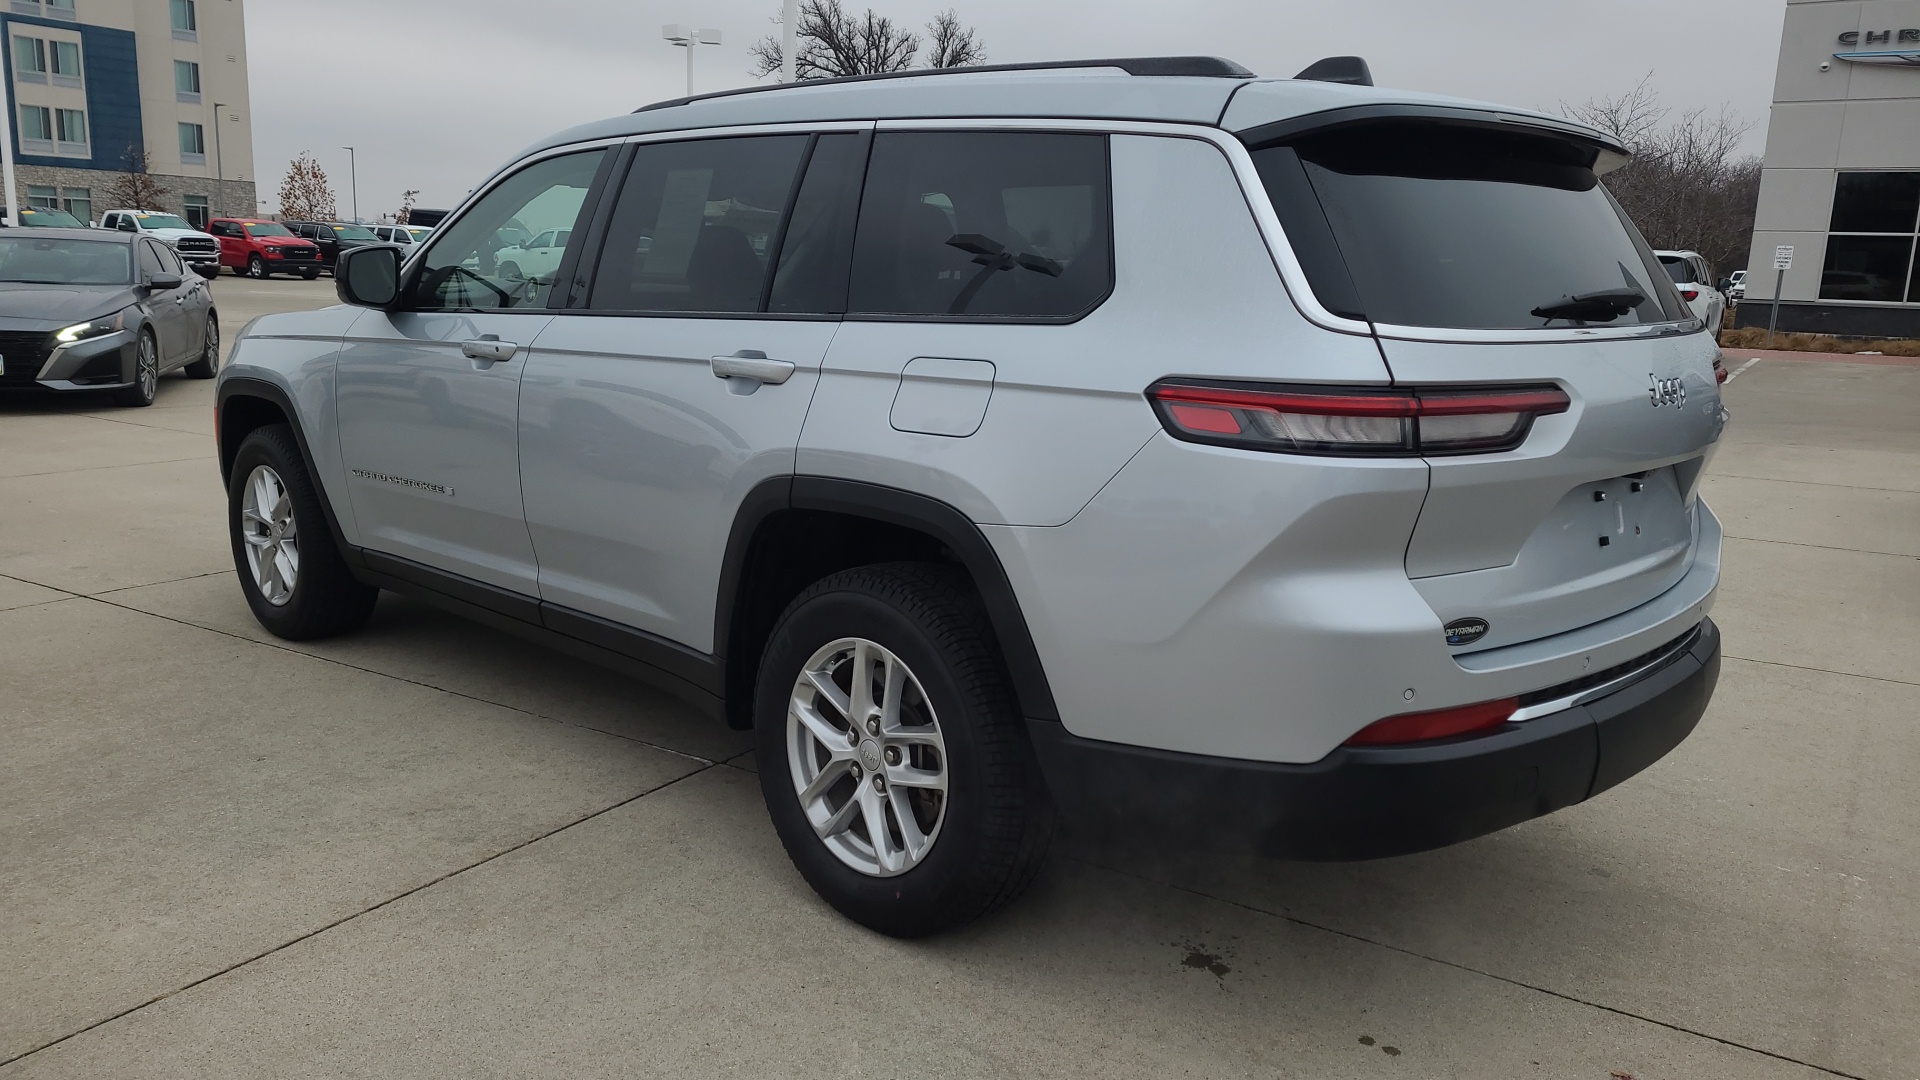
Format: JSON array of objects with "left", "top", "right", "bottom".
[
  {"left": 55, "top": 310, "right": 127, "bottom": 344},
  {"left": 264, "top": 245, "right": 281, "bottom": 253}
]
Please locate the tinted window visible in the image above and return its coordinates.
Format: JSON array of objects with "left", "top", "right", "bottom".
[
  {"left": 1659, "top": 256, "right": 1694, "bottom": 284},
  {"left": 849, "top": 132, "right": 1112, "bottom": 318},
  {"left": 590, "top": 135, "right": 808, "bottom": 313},
  {"left": 155, "top": 243, "right": 184, "bottom": 276},
  {"left": 1254, "top": 124, "right": 1687, "bottom": 329},
  {"left": 0, "top": 235, "right": 129, "bottom": 284},
  {"left": 768, "top": 132, "right": 867, "bottom": 315},
  {"left": 1819, "top": 236, "right": 1913, "bottom": 302},
  {"left": 1829, "top": 173, "right": 1920, "bottom": 233},
  {"left": 137, "top": 240, "right": 166, "bottom": 278},
  {"left": 415, "top": 149, "right": 605, "bottom": 312}
]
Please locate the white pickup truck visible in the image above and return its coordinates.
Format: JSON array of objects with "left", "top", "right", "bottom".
[{"left": 98, "top": 209, "right": 222, "bottom": 277}]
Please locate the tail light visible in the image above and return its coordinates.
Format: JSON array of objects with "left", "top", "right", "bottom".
[
  {"left": 1680, "top": 289, "right": 1699, "bottom": 302},
  {"left": 1344, "top": 697, "right": 1518, "bottom": 746},
  {"left": 1713, "top": 356, "right": 1729, "bottom": 384},
  {"left": 1147, "top": 381, "right": 1570, "bottom": 457}
]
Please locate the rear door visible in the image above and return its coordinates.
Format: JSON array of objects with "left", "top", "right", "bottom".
[
  {"left": 516, "top": 128, "right": 865, "bottom": 651},
  {"left": 1250, "top": 120, "right": 1724, "bottom": 654}
]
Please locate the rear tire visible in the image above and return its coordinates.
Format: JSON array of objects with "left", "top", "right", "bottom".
[
  {"left": 228, "top": 424, "right": 378, "bottom": 640},
  {"left": 182, "top": 313, "right": 219, "bottom": 379},
  {"left": 754, "top": 562, "right": 1054, "bottom": 938}
]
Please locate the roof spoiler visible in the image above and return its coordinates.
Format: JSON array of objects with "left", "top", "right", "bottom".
[{"left": 1293, "top": 56, "right": 1373, "bottom": 87}]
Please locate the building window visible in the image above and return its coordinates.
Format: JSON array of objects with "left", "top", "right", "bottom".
[
  {"left": 174, "top": 59, "right": 199, "bottom": 102},
  {"left": 1820, "top": 173, "right": 1920, "bottom": 304},
  {"left": 26, "top": 183, "right": 56, "bottom": 210},
  {"left": 17, "top": 104, "right": 52, "bottom": 152},
  {"left": 50, "top": 39, "right": 79, "bottom": 87},
  {"left": 171, "top": 0, "right": 197, "bottom": 39},
  {"left": 179, "top": 121, "right": 206, "bottom": 165},
  {"left": 55, "top": 107, "right": 86, "bottom": 154},
  {"left": 61, "top": 186, "right": 90, "bottom": 223},
  {"left": 44, "top": 0, "right": 74, "bottom": 19},
  {"left": 13, "top": 35, "right": 45, "bottom": 83},
  {"left": 183, "top": 194, "right": 209, "bottom": 229}
]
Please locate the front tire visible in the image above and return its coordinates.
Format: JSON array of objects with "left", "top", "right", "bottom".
[
  {"left": 247, "top": 254, "right": 268, "bottom": 279},
  {"left": 300, "top": 269, "right": 319, "bottom": 280},
  {"left": 111, "top": 329, "right": 159, "bottom": 407},
  {"left": 228, "top": 424, "right": 378, "bottom": 640},
  {"left": 182, "top": 313, "right": 219, "bottom": 379},
  {"left": 754, "top": 563, "right": 1054, "bottom": 938}
]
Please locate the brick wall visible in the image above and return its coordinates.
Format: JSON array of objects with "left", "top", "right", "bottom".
[{"left": 9, "top": 162, "right": 256, "bottom": 224}]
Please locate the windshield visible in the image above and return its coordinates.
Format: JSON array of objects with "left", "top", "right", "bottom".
[
  {"left": 20, "top": 209, "right": 83, "bottom": 227},
  {"left": 135, "top": 213, "right": 194, "bottom": 231},
  {"left": 332, "top": 224, "right": 378, "bottom": 240},
  {"left": 1253, "top": 123, "right": 1687, "bottom": 329},
  {"left": 0, "top": 235, "right": 131, "bottom": 285},
  {"left": 245, "top": 222, "right": 294, "bottom": 238},
  {"left": 407, "top": 227, "right": 432, "bottom": 241},
  {"left": 1659, "top": 257, "right": 1696, "bottom": 285}
]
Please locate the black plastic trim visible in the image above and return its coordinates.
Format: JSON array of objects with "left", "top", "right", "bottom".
[
  {"left": 215, "top": 376, "right": 362, "bottom": 571},
  {"left": 636, "top": 56, "right": 1254, "bottom": 113},
  {"left": 1235, "top": 103, "right": 1626, "bottom": 160},
  {"left": 789, "top": 477, "right": 1060, "bottom": 721},
  {"left": 1029, "top": 619, "right": 1718, "bottom": 860}
]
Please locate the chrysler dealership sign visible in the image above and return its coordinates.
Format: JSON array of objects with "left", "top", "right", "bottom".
[{"left": 1836, "top": 28, "right": 1920, "bottom": 65}]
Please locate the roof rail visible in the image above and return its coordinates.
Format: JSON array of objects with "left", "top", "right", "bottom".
[
  {"left": 1293, "top": 55, "right": 1373, "bottom": 87},
  {"left": 635, "top": 56, "right": 1255, "bottom": 113}
]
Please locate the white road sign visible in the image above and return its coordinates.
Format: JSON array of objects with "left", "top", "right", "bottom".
[{"left": 1774, "top": 245, "right": 1794, "bottom": 271}]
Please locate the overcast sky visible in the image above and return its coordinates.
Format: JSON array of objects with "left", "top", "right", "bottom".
[{"left": 244, "top": 0, "right": 1787, "bottom": 218}]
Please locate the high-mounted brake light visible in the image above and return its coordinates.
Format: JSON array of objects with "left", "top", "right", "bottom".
[
  {"left": 1147, "top": 381, "right": 1570, "bottom": 457},
  {"left": 1344, "top": 697, "right": 1519, "bottom": 747}
]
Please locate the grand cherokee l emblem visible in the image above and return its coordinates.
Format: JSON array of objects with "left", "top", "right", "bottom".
[
  {"left": 1649, "top": 374, "right": 1685, "bottom": 408},
  {"left": 1444, "top": 618, "right": 1489, "bottom": 646}
]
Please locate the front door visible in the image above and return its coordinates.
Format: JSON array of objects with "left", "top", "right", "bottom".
[
  {"left": 334, "top": 148, "right": 609, "bottom": 595},
  {"left": 135, "top": 239, "right": 191, "bottom": 364},
  {"left": 518, "top": 130, "right": 867, "bottom": 651}
]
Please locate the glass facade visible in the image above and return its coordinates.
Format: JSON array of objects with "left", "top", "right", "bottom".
[{"left": 1820, "top": 172, "right": 1920, "bottom": 304}]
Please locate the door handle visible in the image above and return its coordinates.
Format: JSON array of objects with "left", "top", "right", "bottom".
[
  {"left": 710, "top": 351, "right": 795, "bottom": 385},
  {"left": 462, "top": 337, "right": 518, "bottom": 362}
]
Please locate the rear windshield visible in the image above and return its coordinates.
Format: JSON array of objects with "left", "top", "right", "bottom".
[
  {"left": 1658, "top": 256, "right": 1694, "bottom": 285},
  {"left": 1252, "top": 122, "right": 1687, "bottom": 330}
]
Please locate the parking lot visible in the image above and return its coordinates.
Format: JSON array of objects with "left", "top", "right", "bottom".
[{"left": 1, "top": 275, "right": 1915, "bottom": 1078}]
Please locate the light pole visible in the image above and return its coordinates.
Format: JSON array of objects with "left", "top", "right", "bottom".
[
  {"left": 211, "top": 102, "right": 227, "bottom": 218},
  {"left": 663, "top": 25, "right": 722, "bottom": 97},
  {"left": 341, "top": 145, "right": 358, "bottom": 222},
  {"left": 782, "top": 0, "right": 797, "bottom": 82}
]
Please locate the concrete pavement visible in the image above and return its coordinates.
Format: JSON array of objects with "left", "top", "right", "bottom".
[{"left": 2, "top": 282, "right": 1914, "bottom": 1078}]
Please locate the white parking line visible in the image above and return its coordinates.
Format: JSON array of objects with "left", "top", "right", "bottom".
[{"left": 1725, "top": 358, "right": 1762, "bottom": 382}]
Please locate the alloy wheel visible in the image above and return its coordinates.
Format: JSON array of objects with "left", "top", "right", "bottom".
[
  {"left": 240, "top": 464, "right": 300, "bottom": 606},
  {"left": 136, "top": 335, "right": 158, "bottom": 400},
  {"left": 786, "top": 637, "right": 949, "bottom": 877},
  {"left": 203, "top": 317, "right": 219, "bottom": 369}
]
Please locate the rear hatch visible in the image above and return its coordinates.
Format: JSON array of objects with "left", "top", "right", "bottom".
[{"left": 1247, "top": 114, "right": 1725, "bottom": 653}]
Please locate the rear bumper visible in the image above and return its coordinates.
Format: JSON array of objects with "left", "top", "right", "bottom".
[{"left": 1029, "top": 617, "right": 1719, "bottom": 860}]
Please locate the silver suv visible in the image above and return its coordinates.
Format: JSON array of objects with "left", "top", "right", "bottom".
[{"left": 214, "top": 56, "right": 1727, "bottom": 937}]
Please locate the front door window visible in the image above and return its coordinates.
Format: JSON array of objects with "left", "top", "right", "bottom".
[{"left": 414, "top": 150, "right": 605, "bottom": 311}]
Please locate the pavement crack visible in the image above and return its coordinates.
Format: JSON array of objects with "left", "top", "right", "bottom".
[
  {"left": 0, "top": 765, "right": 717, "bottom": 1069},
  {"left": 1706, "top": 471, "right": 1920, "bottom": 496},
  {"left": 1722, "top": 653, "right": 1920, "bottom": 689},
  {"left": 1723, "top": 535, "right": 1919, "bottom": 559},
  {"left": 1, "top": 454, "right": 214, "bottom": 480},
  {"left": 1075, "top": 856, "right": 1870, "bottom": 1080}
]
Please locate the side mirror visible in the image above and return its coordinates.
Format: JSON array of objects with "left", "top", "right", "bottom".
[
  {"left": 116, "top": 220, "right": 136, "bottom": 232},
  {"left": 145, "top": 272, "right": 184, "bottom": 290},
  {"left": 336, "top": 244, "right": 403, "bottom": 308}
]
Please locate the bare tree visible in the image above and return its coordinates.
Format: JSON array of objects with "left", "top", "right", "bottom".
[
  {"left": 923, "top": 9, "right": 986, "bottom": 69},
  {"left": 396, "top": 188, "right": 420, "bottom": 225},
  {"left": 1564, "top": 76, "right": 1762, "bottom": 277},
  {"left": 753, "top": 0, "right": 981, "bottom": 80},
  {"left": 102, "top": 147, "right": 170, "bottom": 210},
  {"left": 278, "top": 152, "right": 337, "bottom": 221}
]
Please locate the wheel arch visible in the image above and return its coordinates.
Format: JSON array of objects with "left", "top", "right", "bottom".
[
  {"left": 716, "top": 476, "right": 1061, "bottom": 730},
  {"left": 217, "top": 377, "right": 360, "bottom": 567}
]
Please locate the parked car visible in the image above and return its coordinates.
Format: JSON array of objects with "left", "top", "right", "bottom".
[
  {"left": 282, "top": 220, "right": 379, "bottom": 274},
  {"left": 1656, "top": 249, "right": 1725, "bottom": 335},
  {"left": 1726, "top": 269, "right": 1746, "bottom": 302},
  {"left": 0, "top": 228, "right": 218, "bottom": 407},
  {"left": 369, "top": 223, "right": 434, "bottom": 249},
  {"left": 207, "top": 218, "right": 323, "bottom": 279},
  {"left": 215, "top": 56, "right": 1725, "bottom": 938},
  {"left": 98, "top": 209, "right": 222, "bottom": 277},
  {"left": 15, "top": 207, "right": 87, "bottom": 228}
]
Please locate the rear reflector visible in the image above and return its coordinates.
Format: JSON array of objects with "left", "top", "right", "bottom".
[
  {"left": 1343, "top": 697, "right": 1519, "bottom": 746},
  {"left": 1148, "top": 381, "right": 1569, "bottom": 457}
]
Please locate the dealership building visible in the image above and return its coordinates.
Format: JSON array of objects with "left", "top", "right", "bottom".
[
  {"left": 1740, "top": 0, "right": 1920, "bottom": 337},
  {"left": 1, "top": 0, "right": 254, "bottom": 227}
]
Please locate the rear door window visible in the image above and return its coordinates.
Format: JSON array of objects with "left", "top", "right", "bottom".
[
  {"left": 847, "top": 131, "right": 1112, "bottom": 319},
  {"left": 1252, "top": 122, "right": 1687, "bottom": 330},
  {"left": 588, "top": 134, "right": 809, "bottom": 313}
]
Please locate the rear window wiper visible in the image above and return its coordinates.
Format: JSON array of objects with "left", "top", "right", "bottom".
[{"left": 1530, "top": 288, "right": 1646, "bottom": 323}]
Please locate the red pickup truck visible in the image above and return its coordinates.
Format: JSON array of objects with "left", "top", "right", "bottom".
[{"left": 206, "top": 218, "right": 324, "bottom": 279}]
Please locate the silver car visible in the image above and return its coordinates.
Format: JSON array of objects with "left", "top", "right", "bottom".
[{"left": 213, "top": 56, "right": 1727, "bottom": 937}]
